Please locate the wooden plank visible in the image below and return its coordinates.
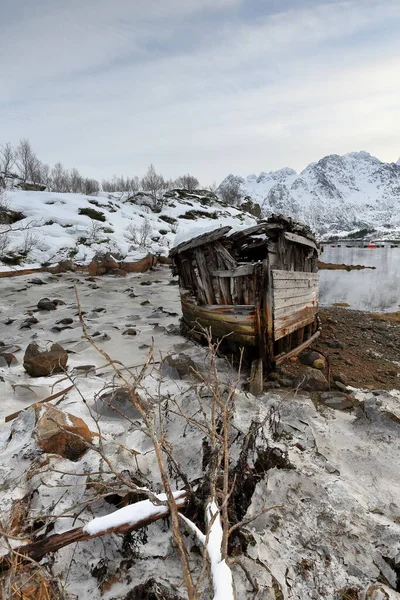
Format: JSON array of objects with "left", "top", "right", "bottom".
[
  {"left": 272, "top": 270, "right": 319, "bottom": 281},
  {"left": 182, "top": 317, "right": 256, "bottom": 345},
  {"left": 249, "top": 359, "right": 263, "bottom": 396},
  {"left": 274, "top": 292, "right": 318, "bottom": 311},
  {"left": 194, "top": 248, "right": 215, "bottom": 305},
  {"left": 274, "top": 300, "right": 318, "bottom": 320},
  {"left": 182, "top": 299, "right": 255, "bottom": 325},
  {"left": 170, "top": 226, "right": 231, "bottom": 256},
  {"left": 274, "top": 285, "right": 318, "bottom": 300},
  {"left": 274, "top": 308, "right": 317, "bottom": 340},
  {"left": 213, "top": 241, "right": 237, "bottom": 269},
  {"left": 275, "top": 328, "right": 321, "bottom": 365},
  {"left": 284, "top": 231, "right": 318, "bottom": 250},
  {"left": 273, "top": 279, "right": 319, "bottom": 290},
  {"left": 211, "top": 264, "right": 255, "bottom": 278}
]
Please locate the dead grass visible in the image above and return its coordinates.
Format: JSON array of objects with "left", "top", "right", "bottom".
[
  {"left": 318, "top": 261, "right": 375, "bottom": 271},
  {"left": 371, "top": 311, "right": 400, "bottom": 324}
]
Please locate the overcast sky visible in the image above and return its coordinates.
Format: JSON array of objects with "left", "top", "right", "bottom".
[{"left": 1, "top": 0, "right": 399, "bottom": 184}]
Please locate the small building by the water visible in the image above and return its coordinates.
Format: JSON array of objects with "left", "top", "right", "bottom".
[{"left": 170, "top": 216, "right": 320, "bottom": 392}]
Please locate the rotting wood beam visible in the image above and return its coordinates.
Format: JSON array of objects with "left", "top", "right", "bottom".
[{"left": 275, "top": 326, "right": 321, "bottom": 364}]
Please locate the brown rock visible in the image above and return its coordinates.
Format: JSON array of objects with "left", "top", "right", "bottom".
[
  {"left": 23, "top": 341, "right": 68, "bottom": 377},
  {"left": 35, "top": 405, "right": 93, "bottom": 460},
  {"left": 120, "top": 254, "right": 156, "bottom": 273},
  {"left": 108, "top": 268, "right": 127, "bottom": 277},
  {"left": 88, "top": 252, "right": 119, "bottom": 276},
  {"left": 47, "top": 259, "right": 76, "bottom": 274}
]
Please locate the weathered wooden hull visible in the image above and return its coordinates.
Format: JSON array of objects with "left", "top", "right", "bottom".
[
  {"left": 181, "top": 296, "right": 257, "bottom": 345},
  {"left": 171, "top": 217, "right": 321, "bottom": 372}
]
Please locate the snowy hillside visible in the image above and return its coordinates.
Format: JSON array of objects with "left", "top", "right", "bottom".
[
  {"left": 221, "top": 152, "right": 400, "bottom": 238},
  {"left": 0, "top": 189, "right": 256, "bottom": 268}
]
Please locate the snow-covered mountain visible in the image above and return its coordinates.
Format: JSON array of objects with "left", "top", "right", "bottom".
[{"left": 220, "top": 152, "right": 400, "bottom": 238}]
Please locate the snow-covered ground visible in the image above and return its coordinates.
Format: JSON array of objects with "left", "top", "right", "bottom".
[
  {"left": 0, "top": 189, "right": 255, "bottom": 268},
  {"left": 0, "top": 267, "right": 400, "bottom": 599},
  {"left": 221, "top": 151, "right": 400, "bottom": 238}
]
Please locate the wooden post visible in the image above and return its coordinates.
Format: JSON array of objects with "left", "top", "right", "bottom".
[{"left": 249, "top": 358, "right": 263, "bottom": 396}]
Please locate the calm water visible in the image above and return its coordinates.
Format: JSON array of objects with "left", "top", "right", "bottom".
[{"left": 319, "top": 246, "right": 400, "bottom": 312}]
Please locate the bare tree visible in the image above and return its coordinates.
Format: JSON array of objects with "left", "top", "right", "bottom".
[
  {"left": 141, "top": 164, "right": 168, "bottom": 210},
  {"left": 0, "top": 142, "right": 15, "bottom": 180},
  {"left": 175, "top": 173, "right": 200, "bottom": 191},
  {"left": 82, "top": 177, "right": 99, "bottom": 195},
  {"left": 69, "top": 168, "right": 83, "bottom": 193},
  {"left": 218, "top": 178, "right": 243, "bottom": 206},
  {"left": 50, "top": 162, "right": 69, "bottom": 192},
  {"left": 15, "top": 138, "right": 36, "bottom": 182}
]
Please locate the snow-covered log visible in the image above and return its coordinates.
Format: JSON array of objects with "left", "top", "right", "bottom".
[{"left": 0, "top": 490, "right": 187, "bottom": 570}]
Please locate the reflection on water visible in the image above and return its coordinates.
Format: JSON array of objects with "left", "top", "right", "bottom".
[{"left": 319, "top": 246, "right": 400, "bottom": 312}]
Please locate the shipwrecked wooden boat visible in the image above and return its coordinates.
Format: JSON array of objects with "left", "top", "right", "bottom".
[{"left": 170, "top": 216, "right": 320, "bottom": 390}]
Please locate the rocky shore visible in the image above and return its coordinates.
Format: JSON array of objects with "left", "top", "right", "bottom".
[{"left": 0, "top": 266, "right": 399, "bottom": 599}]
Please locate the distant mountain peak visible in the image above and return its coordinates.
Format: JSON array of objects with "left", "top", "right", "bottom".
[{"left": 219, "top": 151, "right": 400, "bottom": 239}]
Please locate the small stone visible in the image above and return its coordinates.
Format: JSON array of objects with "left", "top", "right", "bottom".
[
  {"left": 57, "top": 318, "right": 73, "bottom": 325},
  {"left": 23, "top": 341, "right": 68, "bottom": 377},
  {"left": 35, "top": 405, "right": 93, "bottom": 460},
  {"left": 320, "top": 392, "right": 355, "bottom": 410},
  {"left": 296, "top": 368, "right": 329, "bottom": 392},
  {"left": 28, "top": 278, "right": 46, "bottom": 285},
  {"left": 312, "top": 358, "right": 326, "bottom": 370},
  {"left": 140, "top": 281, "right": 152, "bottom": 286},
  {"left": 325, "top": 462, "right": 340, "bottom": 474},
  {"left": 166, "top": 324, "right": 181, "bottom": 336},
  {"left": 53, "top": 299, "right": 66, "bottom": 306},
  {"left": 333, "top": 372, "right": 348, "bottom": 385},
  {"left": 37, "top": 298, "right": 57, "bottom": 311},
  {"left": 123, "top": 328, "right": 137, "bottom": 336},
  {"left": 299, "top": 351, "right": 324, "bottom": 366},
  {"left": 128, "top": 292, "right": 138, "bottom": 298},
  {"left": 162, "top": 353, "right": 198, "bottom": 380},
  {"left": 140, "top": 300, "right": 150, "bottom": 306},
  {"left": 335, "top": 381, "right": 348, "bottom": 392},
  {"left": 324, "top": 339, "right": 345, "bottom": 349},
  {"left": 1, "top": 353, "right": 17, "bottom": 366}
]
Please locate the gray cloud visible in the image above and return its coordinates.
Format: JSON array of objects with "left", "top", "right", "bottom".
[{"left": 1, "top": 0, "right": 399, "bottom": 183}]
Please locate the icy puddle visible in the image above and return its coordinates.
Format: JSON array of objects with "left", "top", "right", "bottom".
[{"left": 0, "top": 265, "right": 187, "bottom": 426}]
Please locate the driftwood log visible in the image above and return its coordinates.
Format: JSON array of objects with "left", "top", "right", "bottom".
[{"left": 0, "top": 493, "right": 187, "bottom": 572}]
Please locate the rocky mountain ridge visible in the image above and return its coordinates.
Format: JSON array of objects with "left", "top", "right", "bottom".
[{"left": 221, "top": 152, "right": 400, "bottom": 238}]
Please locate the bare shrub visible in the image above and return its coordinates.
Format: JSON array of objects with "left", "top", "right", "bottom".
[
  {"left": 19, "top": 231, "right": 39, "bottom": 256},
  {"left": 125, "top": 217, "right": 152, "bottom": 248},
  {"left": 141, "top": 164, "right": 168, "bottom": 211},
  {"left": 175, "top": 174, "right": 200, "bottom": 191}
]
